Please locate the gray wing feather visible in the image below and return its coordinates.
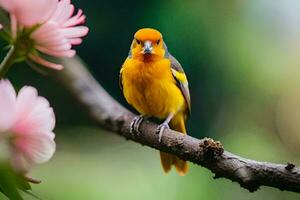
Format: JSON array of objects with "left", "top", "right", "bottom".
[
  {"left": 168, "top": 54, "right": 191, "bottom": 115},
  {"left": 119, "top": 67, "right": 123, "bottom": 91}
]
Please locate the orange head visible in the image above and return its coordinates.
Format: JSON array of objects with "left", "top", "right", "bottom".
[{"left": 129, "top": 28, "right": 167, "bottom": 61}]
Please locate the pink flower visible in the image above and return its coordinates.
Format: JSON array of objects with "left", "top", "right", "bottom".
[
  {"left": 0, "top": 0, "right": 57, "bottom": 26},
  {"left": 0, "top": 79, "right": 56, "bottom": 173},
  {"left": 0, "top": 0, "right": 89, "bottom": 70}
]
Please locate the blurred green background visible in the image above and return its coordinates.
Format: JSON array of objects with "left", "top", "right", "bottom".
[{"left": 2, "top": 0, "right": 300, "bottom": 199}]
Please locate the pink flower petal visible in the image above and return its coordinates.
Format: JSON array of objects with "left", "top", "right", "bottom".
[
  {"left": 51, "top": 0, "right": 74, "bottom": 25},
  {"left": 14, "top": 132, "right": 56, "bottom": 164},
  {"left": 36, "top": 46, "right": 75, "bottom": 57},
  {"left": 41, "top": 43, "right": 72, "bottom": 51},
  {"left": 0, "top": 0, "right": 15, "bottom": 11},
  {"left": 0, "top": 79, "right": 16, "bottom": 132},
  {"left": 30, "top": 0, "right": 88, "bottom": 61},
  {"left": 70, "top": 38, "right": 82, "bottom": 45},
  {"left": 12, "top": 132, "right": 55, "bottom": 172},
  {"left": 1, "top": 0, "right": 58, "bottom": 26},
  {"left": 62, "top": 26, "right": 89, "bottom": 38},
  {"left": 37, "top": 37, "right": 69, "bottom": 47},
  {"left": 29, "top": 54, "right": 64, "bottom": 70},
  {"left": 31, "top": 23, "right": 62, "bottom": 42},
  {"left": 22, "top": 97, "right": 55, "bottom": 133},
  {"left": 12, "top": 86, "right": 55, "bottom": 134},
  {"left": 14, "top": 86, "right": 38, "bottom": 120},
  {"left": 63, "top": 9, "right": 85, "bottom": 27}
]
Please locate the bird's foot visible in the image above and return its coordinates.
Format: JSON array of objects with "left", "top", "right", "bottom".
[
  {"left": 156, "top": 122, "right": 170, "bottom": 142},
  {"left": 130, "top": 115, "right": 145, "bottom": 135}
]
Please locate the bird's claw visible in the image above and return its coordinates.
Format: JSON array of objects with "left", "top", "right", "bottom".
[
  {"left": 156, "top": 122, "right": 170, "bottom": 142},
  {"left": 130, "top": 115, "right": 144, "bottom": 135}
]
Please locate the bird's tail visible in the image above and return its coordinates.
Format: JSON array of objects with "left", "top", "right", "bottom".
[{"left": 160, "top": 113, "right": 188, "bottom": 176}]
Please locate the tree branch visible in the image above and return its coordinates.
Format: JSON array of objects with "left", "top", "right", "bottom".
[{"left": 51, "top": 57, "right": 300, "bottom": 193}]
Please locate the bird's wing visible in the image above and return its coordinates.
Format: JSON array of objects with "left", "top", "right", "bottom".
[
  {"left": 169, "top": 54, "right": 191, "bottom": 115},
  {"left": 119, "top": 66, "right": 123, "bottom": 91}
]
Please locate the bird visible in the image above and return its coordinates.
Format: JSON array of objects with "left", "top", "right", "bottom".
[{"left": 119, "top": 28, "right": 191, "bottom": 175}]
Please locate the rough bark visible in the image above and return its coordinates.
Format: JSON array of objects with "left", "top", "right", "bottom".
[{"left": 51, "top": 57, "right": 300, "bottom": 193}]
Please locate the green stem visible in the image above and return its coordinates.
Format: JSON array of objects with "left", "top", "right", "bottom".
[{"left": 0, "top": 45, "right": 17, "bottom": 78}]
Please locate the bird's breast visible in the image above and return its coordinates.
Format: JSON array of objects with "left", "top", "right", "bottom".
[{"left": 122, "top": 58, "right": 185, "bottom": 118}]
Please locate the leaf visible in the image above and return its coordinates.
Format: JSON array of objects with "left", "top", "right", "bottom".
[
  {"left": 16, "top": 176, "right": 31, "bottom": 191},
  {"left": 0, "top": 164, "right": 24, "bottom": 200}
]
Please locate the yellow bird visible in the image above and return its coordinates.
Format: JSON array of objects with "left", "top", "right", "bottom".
[{"left": 119, "top": 28, "right": 191, "bottom": 175}]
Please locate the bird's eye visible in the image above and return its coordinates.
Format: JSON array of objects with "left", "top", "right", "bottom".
[
  {"left": 157, "top": 39, "right": 160, "bottom": 45},
  {"left": 136, "top": 39, "right": 141, "bottom": 44}
]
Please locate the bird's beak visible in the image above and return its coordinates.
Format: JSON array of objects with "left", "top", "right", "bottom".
[{"left": 143, "top": 41, "right": 153, "bottom": 54}]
